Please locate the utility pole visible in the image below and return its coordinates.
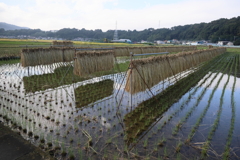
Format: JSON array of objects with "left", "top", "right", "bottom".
[{"left": 113, "top": 21, "right": 118, "bottom": 40}]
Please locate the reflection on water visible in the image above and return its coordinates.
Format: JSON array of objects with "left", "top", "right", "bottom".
[
  {"left": 0, "top": 53, "right": 240, "bottom": 160},
  {"left": 74, "top": 79, "right": 114, "bottom": 107}
]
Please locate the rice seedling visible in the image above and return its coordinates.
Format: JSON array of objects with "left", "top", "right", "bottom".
[
  {"left": 164, "top": 147, "right": 168, "bottom": 158},
  {"left": 175, "top": 141, "right": 182, "bottom": 153},
  {"left": 176, "top": 153, "right": 181, "bottom": 160},
  {"left": 158, "top": 136, "right": 166, "bottom": 147},
  {"left": 143, "top": 139, "right": 148, "bottom": 148}
]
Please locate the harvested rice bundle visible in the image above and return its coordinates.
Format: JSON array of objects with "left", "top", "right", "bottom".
[
  {"left": 63, "top": 47, "right": 75, "bottom": 62},
  {"left": 50, "top": 47, "right": 64, "bottom": 63},
  {"left": 52, "top": 40, "right": 73, "bottom": 47},
  {"left": 40, "top": 48, "right": 53, "bottom": 65},
  {"left": 21, "top": 48, "right": 41, "bottom": 67},
  {"left": 114, "top": 47, "right": 129, "bottom": 57},
  {"left": 125, "top": 47, "right": 225, "bottom": 94},
  {"left": 74, "top": 50, "right": 114, "bottom": 77},
  {"left": 129, "top": 47, "right": 142, "bottom": 55},
  {"left": 113, "top": 46, "right": 197, "bottom": 57},
  {"left": 21, "top": 47, "right": 76, "bottom": 67}
]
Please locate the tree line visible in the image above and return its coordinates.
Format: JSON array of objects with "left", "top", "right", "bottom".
[{"left": 0, "top": 16, "right": 240, "bottom": 44}]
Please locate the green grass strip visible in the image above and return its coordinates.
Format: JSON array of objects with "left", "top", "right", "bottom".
[{"left": 172, "top": 54, "right": 228, "bottom": 135}]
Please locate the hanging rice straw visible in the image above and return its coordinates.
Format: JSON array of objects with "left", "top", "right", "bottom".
[
  {"left": 73, "top": 50, "right": 114, "bottom": 77},
  {"left": 125, "top": 47, "right": 226, "bottom": 94},
  {"left": 52, "top": 40, "right": 73, "bottom": 47},
  {"left": 113, "top": 46, "right": 196, "bottom": 57}
]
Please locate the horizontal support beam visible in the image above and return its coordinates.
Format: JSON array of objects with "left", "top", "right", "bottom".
[
  {"left": 19, "top": 45, "right": 51, "bottom": 47},
  {"left": 76, "top": 48, "right": 114, "bottom": 51},
  {"left": 19, "top": 45, "right": 72, "bottom": 47},
  {"left": 133, "top": 52, "right": 169, "bottom": 56}
]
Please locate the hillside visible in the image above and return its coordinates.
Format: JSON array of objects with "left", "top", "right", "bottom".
[
  {"left": 0, "top": 16, "right": 240, "bottom": 43},
  {"left": 0, "top": 22, "right": 30, "bottom": 30}
]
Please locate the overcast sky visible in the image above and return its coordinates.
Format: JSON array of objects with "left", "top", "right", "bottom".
[{"left": 0, "top": 0, "right": 239, "bottom": 31}]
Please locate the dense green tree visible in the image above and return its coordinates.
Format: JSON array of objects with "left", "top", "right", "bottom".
[{"left": 0, "top": 16, "right": 240, "bottom": 43}]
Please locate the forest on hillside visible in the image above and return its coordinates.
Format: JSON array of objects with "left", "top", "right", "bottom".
[{"left": 1, "top": 16, "right": 240, "bottom": 44}]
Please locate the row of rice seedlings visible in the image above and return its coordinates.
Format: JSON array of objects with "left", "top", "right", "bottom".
[
  {"left": 143, "top": 55, "right": 228, "bottom": 156},
  {"left": 125, "top": 50, "right": 225, "bottom": 122},
  {"left": 74, "top": 79, "right": 114, "bottom": 107},
  {"left": 166, "top": 76, "right": 212, "bottom": 135},
  {"left": 222, "top": 54, "right": 238, "bottom": 159},
  {"left": 5, "top": 54, "right": 236, "bottom": 159},
  {"left": 172, "top": 54, "right": 228, "bottom": 135},
  {"left": 186, "top": 53, "right": 232, "bottom": 144},
  {"left": 125, "top": 48, "right": 226, "bottom": 94},
  {"left": 23, "top": 59, "right": 123, "bottom": 93},
  {"left": 0, "top": 64, "right": 125, "bottom": 159},
  {"left": 0, "top": 79, "right": 73, "bottom": 140},
  {"left": 123, "top": 54, "right": 223, "bottom": 146},
  {"left": 200, "top": 53, "right": 234, "bottom": 158},
  {"left": 173, "top": 77, "right": 214, "bottom": 135},
  {"left": 23, "top": 65, "right": 77, "bottom": 93}
]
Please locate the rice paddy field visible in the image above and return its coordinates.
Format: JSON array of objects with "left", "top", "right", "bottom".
[{"left": 0, "top": 39, "right": 240, "bottom": 160}]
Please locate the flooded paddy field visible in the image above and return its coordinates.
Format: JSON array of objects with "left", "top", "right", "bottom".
[{"left": 0, "top": 52, "right": 240, "bottom": 160}]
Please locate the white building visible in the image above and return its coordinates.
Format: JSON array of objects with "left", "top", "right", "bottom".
[
  {"left": 155, "top": 40, "right": 165, "bottom": 44},
  {"left": 227, "top": 42, "right": 234, "bottom": 46},
  {"left": 112, "top": 39, "right": 132, "bottom": 43},
  {"left": 217, "top": 41, "right": 229, "bottom": 46}
]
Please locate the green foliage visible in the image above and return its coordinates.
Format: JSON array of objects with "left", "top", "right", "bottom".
[
  {"left": 234, "top": 39, "right": 240, "bottom": 45},
  {"left": 0, "top": 59, "right": 19, "bottom": 65},
  {"left": 1, "top": 16, "right": 240, "bottom": 42},
  {"left": 74, "top": 79, "right": 114, "bottom": 107}
]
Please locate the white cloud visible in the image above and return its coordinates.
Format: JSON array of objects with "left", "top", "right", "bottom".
[{"left": 0, "top": 0, "right": 239, "bottom": 31}]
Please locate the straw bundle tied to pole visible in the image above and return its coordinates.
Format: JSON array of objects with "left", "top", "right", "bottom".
[
  {"left": 62, "top": 47, "right": 75, "bottom": 62},
  {"left": 21, "top": 48, "right": 52, "bottom": 67},
  {"left": 114, "top": 46, "right": 197, "bottom": 57},
  {"left": 52, "top": 40, "right": 73, "bottom": 47},
  {"left": 125, "top": 47, "right": 226, "bottom": 94},
  {"left": 74, "top": 50, "right": 114, "bottom": 77},
  {"left": 21, "top": 47, "right": 77, "bottom": 67},
  {"left": 21, "top": 47, "right": 115, "bottom": 67}
]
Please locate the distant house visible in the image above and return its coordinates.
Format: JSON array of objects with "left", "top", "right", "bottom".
[
  {"left": 112, "top": 39, "right": 132, "bottom": 43},
  {"left": 227, "top": 42, "right": 234, "bottom": 46},
  {"left": 166, "top": 40, "right": 172, "bottom": 44},
  {"left": 140, "top": 40, "right": 148, "bottom": 43},
  {"left": 217, "top": 41, "right": 229, "bottom": 46},
  {"left": 155, "top": 40, "right": 165, "bottom": 44},
  {"left": 190, "top": 41, "right": 205, "bottom": 45}
]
